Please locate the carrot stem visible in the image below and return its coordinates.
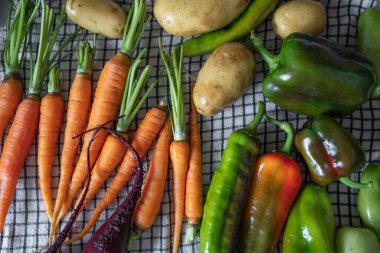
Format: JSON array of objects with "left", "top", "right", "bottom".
[
  {"left": 47, "top": 67, "right": 60, "bottom": 94},
  {"left": 76, "top": 38, "right": 95, "bottom": 75}
]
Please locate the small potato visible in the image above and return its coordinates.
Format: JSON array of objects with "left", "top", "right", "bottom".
[
  {"left": 153, "top": 0, "right": 250, "bottom": 36},
  {"left": 273, "top": 0, "right": 327, "bottom": 39},
  {"left": 66, "top": 0, "right": 127, "bottom": 38},
  {"left": 193, "top": 43, "right": 255, "bottom": 116}
]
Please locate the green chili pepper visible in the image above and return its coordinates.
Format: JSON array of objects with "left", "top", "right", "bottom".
[
  {"left": 200, "top": 102, "right": 265, "bottom": 253},
  {"left": 357, "top": 8, "right": 380, "bottom": 97},
  {"left": 239, "top": 115, "right": 303, "bottom": 253},
  {"left": 294, "top": 115, "right": 371, "bottom": 189},
  {"left": 181, "top": 0, "right": 278, "bottom": 57},
  {"left": 358, "top": 163, "right": 380, "bottom": 236},
  {"left": 335, "top": 227, "right": 380, "bottom": 253},
  {"left": 250, "top": 31, "right": 376, "bottom": 116},
  {"left": 283, "top": 184, "right": 335, "bottom": 253}
]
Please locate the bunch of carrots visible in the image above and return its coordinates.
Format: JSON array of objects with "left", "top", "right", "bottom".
[{"left": 1, "top": 0, "right": 205, "bottom": 252}]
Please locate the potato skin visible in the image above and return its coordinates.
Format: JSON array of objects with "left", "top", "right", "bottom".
[
  {"left": 66, "top": 0, "right": 127, "bottom": 38},
  {"left": 153, "top": 0, "right": 250, "bottom": 36},
  {"left": 273, "top": 0, "right": 327, "bottom": 39},
  {"left": 193, "top": 43, "right": 255, "bottom": 116}
]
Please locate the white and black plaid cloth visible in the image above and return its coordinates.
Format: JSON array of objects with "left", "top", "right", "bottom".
[{"left": 0, "top": 0, "right": 379, "bottom": 252}]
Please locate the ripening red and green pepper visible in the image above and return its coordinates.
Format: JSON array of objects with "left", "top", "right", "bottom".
[
  {"left": 294, "top": 115, "right": 371, "bottom": 189},
  {"left": 200, "top": 101, "right": 264, "bottom": 253},
  {"left": 239, "top": 115, "right": 302, "bottom": 253}
]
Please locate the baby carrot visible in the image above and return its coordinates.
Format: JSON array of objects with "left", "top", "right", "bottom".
[{"left": 38, "top": 67, "right": 64, "bottom": 222}]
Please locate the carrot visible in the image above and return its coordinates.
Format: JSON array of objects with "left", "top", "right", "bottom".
[
  {"left": 61, "top": 56, "right": 157, "bottom": 230},
  {"left": 64, "top": 105, "right": 167, "bottom": 244},
  {"left": 0, "top": 2, "right": 77, "bottom": 233},
  {"left": 38, "top": 67, "right": 64, "bottom": 222},
  {"left": 185, "top": 84, "right": 203, "bottom": 243},
  {"left": 159, "top": 41, "right": 189, "bottom": 253},
  {"left": 128, "top": 117, "right": 172, "bottom": 247},
  {"left": 50, "top": 39, "right": 95, "bottom": 241},
  {"left": 56, "top": 0, "right": 150, "bottom": 226},
  {"left": 0, "top": 0, "right": 40, "bottom": 140}
]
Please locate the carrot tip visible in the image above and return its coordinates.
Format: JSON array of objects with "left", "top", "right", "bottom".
[{"left": 185, "top": 223, "right": 198, "bottom": 244}]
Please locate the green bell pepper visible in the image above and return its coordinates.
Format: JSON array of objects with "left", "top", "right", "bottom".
[
  {"left": 358, "top": 8, "right": 380, "bottom": 97},
  {"left": 294, "top": 115, "right": 370, "bottom": 188},
  {"left": 358, "top": 163, "right": 380, "bottom": 235},
  {"left": 335, "top": 227, "right": 380, "bottom": 253},
  {"left": 250, "top": 32, "right": 376, "bottom": 116},
  {"left": 283, "top": 184, "right": 335, "bottom": 253},
  {"left": 200, "top": 102, "right": 264, "bottom": 253}
]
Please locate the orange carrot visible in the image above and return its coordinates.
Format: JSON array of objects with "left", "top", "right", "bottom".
[
  {"left": 38, "top": 67, "right": 64, "bottom": 222},
  {"left": 65, "top": 106, "right": 167, "bottom": 244},
  {"left": 0, "top": 2, "right": 77, "bottom": 233},
  {"left": 50, "top": 40, "right": 94, "bottom": 239},
  {"left": 185, "top": 85, "right": 203, "bottom": 243},
  {"left": 128, "top": 118, "right": 172, "bottom": 246},
  {"left": 56, "top": 0, "right": 149, "bottom": 225},
  {"left": 0, "top": 98, "right": 40, "bottom": 231},
  {"left": 159, "top": 41, "right": 189, "bottom": 253},
  {"left": 0, "top": 0, "right": 40, "bottom": 140}
]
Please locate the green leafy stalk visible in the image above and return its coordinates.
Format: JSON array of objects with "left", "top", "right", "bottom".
[
  {"left": 29, "top": 1, "right": 79, "bottom": 96},
  {"left": 47, "top": 67, "right": 60, "bottom": 94},
  {"left": 116, "top": 48, "right": 156, "bottom": 133},
  {"left": 3, "top": 0, "right": 40, "bottom": 76},
  {"left": 120, "top": 0, "right": 150, "bottom": 57},
  {"left": 76, "top": 38, "right": 96, "bottom": 75},
  {"left": 158, "top": 39, "right": 185, "bottom": 141}
]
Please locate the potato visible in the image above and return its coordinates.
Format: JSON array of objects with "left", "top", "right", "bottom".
[
  {"left": 153, "top": 0, "right": 250, "bottom": 36},
  {"left": 193, "top": 43, "right": 255, "bottom": 116},
  {"left": 66, "top": 0, "right": 127, "bottom": 38},
  {"left": 273, "top": 0, "right": 327, "bottom": 39}
]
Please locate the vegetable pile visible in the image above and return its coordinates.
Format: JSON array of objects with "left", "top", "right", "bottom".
[{"left": 0, "top": 0, "right": 379, "bottom": 253}]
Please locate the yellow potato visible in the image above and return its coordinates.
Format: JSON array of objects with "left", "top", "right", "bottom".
[
  {"left": 66, "top": 0, "right": 127, "bottom": 38},
  {"left": 153, "top": 0, "right": 250, "bottom": 36},
  {"left": 193, "top": 43, "right": 255, "bottom": 116},
  {"left": 273, "top": 0, "right": 327, "bottom": 39}
]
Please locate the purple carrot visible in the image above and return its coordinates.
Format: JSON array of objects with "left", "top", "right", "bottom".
[{"left": 81, "top": 128, "right": 144, "bottom": 253}]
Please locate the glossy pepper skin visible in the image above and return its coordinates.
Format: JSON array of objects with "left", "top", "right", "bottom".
[
  {"left": 250, "top": 32, "right": 376, "bottom": 116},
  {"left": 357, "top": 8, "right": 380, "bottom": 97},
  {"left": 239, "top": 115, "right": 302, "bottom": 253},
  {"left": 335, "top": 227, "right": 380, "bottom": 253},
  {"left": 200, "top": 102, "right": 265, "bottom": 253},
  {"left": 181, "top": 0, "right": 278, "bottom": 57},
  {"left": 294, "top": 115, "right": 366, "bottom": 187},
  {"left": 283, "top": 184, "right": 335, "bottom": 253},
  {"left": 358, "top": 164, "right": 380, "bottom": 235}
]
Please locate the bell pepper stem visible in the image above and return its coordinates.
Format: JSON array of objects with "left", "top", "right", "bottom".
[
  {"left": 339, "top": 176, "right": 373, "bottom": 189},
  {"left": 246, "top": 101, "right": 265, "bottom": 135},
  {"left": 250, "top": 31, "right": 279, "bottom": 72},
  {"left": 263, "top": 114, "right": 294, "bottom": 156}
]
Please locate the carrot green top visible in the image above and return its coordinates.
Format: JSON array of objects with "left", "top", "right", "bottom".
[
  {"left": 76, "top": 39, "right": 96, "bottom": 76},
  {"left": 159, "top": 40, "right": 186, "bottom": 141},
  {"left": 120, "top": 0, "right": 150, "bottom": 58},
  {"left": 3, "top": 0, "right": 40, "bottom": 75},
  {"left": 47, "top": 67, "right": 60, "bottom": 94},
  {"left": 116, "top": 48, "right": 157, "bottom": 133},
  {"left": 28, "top": 0, "right": 79, "bottom": 96}
]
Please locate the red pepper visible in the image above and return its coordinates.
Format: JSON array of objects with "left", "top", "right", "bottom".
[{"left": 239, "top": 115, "right": 303, "bottom": 253}]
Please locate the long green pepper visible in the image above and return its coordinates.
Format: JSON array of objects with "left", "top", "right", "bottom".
[{"left": 200, "top": 102, "right": 264, "bottom": 253}]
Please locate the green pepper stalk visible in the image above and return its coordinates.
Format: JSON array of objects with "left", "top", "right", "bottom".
[
  {"left": 295, "top": 114, "right": 372, "bottom": 189},
  {"left": 200, "top": 101, "right": 264, "bottom": 253},
  {"left": 239, "top": 114, "right": 303, "bottom": 253},
  {"left": 250, "top": 31, "right": 376, "bottom": 116},
  {"left": 357, "top": 8, "right": 380, "bottom": 97},
  {"left": 0, "top": 0, "right": 40, "bottom": 139},
  {"left": 335, "top": 227, "right": 380, "bottom": 253},
  {"left": 283, "top": 184, "right": 335, "bottom": 253},
  {"left": 358, "top": 163, "right": 380, "bottom": 236},
  {"left": 181, "top": 0, "right": 278, "bottom": 57}
]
